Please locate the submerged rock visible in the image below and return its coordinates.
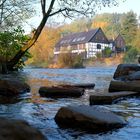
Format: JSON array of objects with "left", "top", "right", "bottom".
[
  {"left": 0, "top": 96, "right": 22, "bottom": 104},
  {"left": 39, "top": 86, "right": 84, "bottom": 98},
  {"left": 0, "top": 118, "right": 46, "bottom": 140},
  {"left": 90, "top": 91, "right": 139, "bottom": 105},
  {"left": 55, "top": 105, "right": 126, "bottom": 133},
  {"left": 60, "top": 83, "right": 95, "bottom": 89},
  {"left": 109, "top": 80, "right": 140, "bottom": 92},
  {"left": 113, "top": 64, "right": 140, "bottom": 80},
  {"left": 0, "top": 79, "right": 30, "bottom": 96}
]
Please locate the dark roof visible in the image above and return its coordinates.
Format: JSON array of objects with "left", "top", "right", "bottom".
[{"left": 55, "top": 28, "right": 100, "bottom": 48}]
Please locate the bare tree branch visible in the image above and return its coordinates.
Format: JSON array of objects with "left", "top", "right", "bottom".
[
  {"left": 0, "top": 0, "right": 7, "bottom": 7},
  {"left": 41, "top": 0, "right": 46, "bottom": 15}
]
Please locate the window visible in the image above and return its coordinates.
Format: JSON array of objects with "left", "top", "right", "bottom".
[{"left": 97, "top": 44, "right": 101, "bottom": 49}]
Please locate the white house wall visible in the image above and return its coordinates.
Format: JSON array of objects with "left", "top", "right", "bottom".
[
  {"left": 86, "top": 42, "right": 110, "bottom": 58},
  {"left": 54, "top": 42, "right": 110, "bottom": 58}
]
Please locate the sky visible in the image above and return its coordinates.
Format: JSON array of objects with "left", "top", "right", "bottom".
[
  {"left": 98, "top": 0, "right": 140, "bottom": 16},
  {"left": 25, "top": 0, "right": 140, "bottom": 33}
]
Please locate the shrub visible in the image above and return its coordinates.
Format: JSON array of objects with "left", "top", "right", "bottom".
[
  {"left": 0, "top": 26, "right": 31, "bottom": 70},
  {"left": 102, "top": 47, "right": 112, "bottom": 57},
  {"left": 57, "top": 52, "right": 84, "bottom": 68},
  {"left": 123, "top": 47, "right": 139, "bottom": 63},
  {"left": 96, "top": 52, "right": 102, "bottom": 59}
]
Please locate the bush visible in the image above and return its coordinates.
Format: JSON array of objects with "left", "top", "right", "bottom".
[
  {"left": 123, "top": 47, "right": 139, "bottom": 63},
  {"left": 57, "top": 52, "right": 84, "bottom": 68},
  {"left": 0, "top": 26, "right": 31, "bottom": 70},
  {"left": 96, "top": 52, "right": 102, "bottom": 59},
  {"left": 102, "top": 47, "right": 112, "bottom": 57}
]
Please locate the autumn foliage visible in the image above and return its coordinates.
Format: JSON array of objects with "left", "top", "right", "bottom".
[{"left": 26, "top": 26, "right": 61, "bottom": 67}]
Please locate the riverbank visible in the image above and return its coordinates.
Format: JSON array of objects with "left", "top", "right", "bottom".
[
  {"left": 84, "top": 54, "right": 124, "bottom": 67},
  {"left": 26, "top": 54, "right": 124, "bottom": 69}
]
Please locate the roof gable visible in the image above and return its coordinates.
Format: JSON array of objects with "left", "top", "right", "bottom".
[
  {"left": 115, "top": 34, "right": 125, "bottom": 42},
  {"left": 55, "top": 28, "right": 99, "bottom": 48}
]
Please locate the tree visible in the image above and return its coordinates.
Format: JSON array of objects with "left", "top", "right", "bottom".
[
  {"left": 27, "top": 26, "right": 61, "bottom": 67},
  {"left": 0, "top": 0, "right": 123, "bottom": 71},
  {"left": 91, "top": 13, "right": 125, "bottom": 39},
  {"left": 121, "top": 11, "right": 138, "bottom": 45},
  {"left": 132, "top": 28, "right": 140, "bottom": 50},
  {"left": 61, "top": 17, "right": 92, "bottom": 34},
  {"left": 123, "top": 47, "right": 139, "bottom": 63},
  {"left": 0, "top": 0, "right": 35, "bottom": 31},
  {"left": 0, "top": 26, "right": 30, "bottom": 73}
]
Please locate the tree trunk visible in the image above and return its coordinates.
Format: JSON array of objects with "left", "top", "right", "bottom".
[
  {"left": 0, "top": 62, "right": 8, "bottom": 74},
  {"left": 7, "top": 14, "right": 49, "bottom": 71}
]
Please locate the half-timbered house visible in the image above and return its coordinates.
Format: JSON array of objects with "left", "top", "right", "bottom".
[{"left": 54, "top": 28, "right": 110, "bottom": 59}]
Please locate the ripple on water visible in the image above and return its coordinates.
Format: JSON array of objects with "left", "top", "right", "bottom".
[{"left": 0, "top": 67, "right": 140, "bottom": 140}]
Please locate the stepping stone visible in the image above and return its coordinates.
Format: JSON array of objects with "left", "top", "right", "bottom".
[
  {"left": 109, "top": 80, "right": 140, "bottom": 92},
  {"left": 90, "top": 91, "right": 139, "bottom": 105},
  {"left": 55, "top": 105, "right": 126, "bottom": 133},
  {"left": 39, "top": 86, "right": 84, "bottom": 98},
  {"left": 60, "top": 83, "right": 95, "bottom": 89}
]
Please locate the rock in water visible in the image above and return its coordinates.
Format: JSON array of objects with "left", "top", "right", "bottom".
[
  {"left": 109, "top": 80, "right": 140, "bottom": 92},
  {"left": 39, "top": 86, "right": 84, "bottom": 98},
  {"left": 55, "top": 105, "right": 126, "bottom": 133},
  {"left": 90, "top": 91, "right": 139, "bottom": 105},
  {"left": 0, "top": 118, "right": 46, "bottom": 140},
  {"left": 109, "top": 64, "right": 140, "bottom": 93},
  {"left": 113, "top": 64, "right": 140, "bottom": 80},
  {"left": 128, "top": 71, "right": 140, "bottom": 80},
  {"left": 0, "top": 79, "right": 30, "bottom": 96},
  {"left": 60, "top": 83, "right": 95, "bottom": 89}
]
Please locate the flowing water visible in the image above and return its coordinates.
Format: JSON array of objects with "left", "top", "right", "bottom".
[{"left": 0, "top": 67, "right": 140, "bottom": 140}]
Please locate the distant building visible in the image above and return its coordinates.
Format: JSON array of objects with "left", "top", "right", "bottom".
[
  {"left": 54, "top": 28, "right": 110, "bottom": 59},
  {"left": 110, "top": 34, "right": 126, "bottom": 53},
  {"left": 54, "top": 28, "right": 126, "bottom": 59}
]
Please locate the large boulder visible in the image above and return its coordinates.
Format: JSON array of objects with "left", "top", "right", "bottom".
[
  {"left": 113, "top": 64, "right": 140, "bottom": 80},
  {"left": 55, "top": 105, "right": 126, "bottom": 133},
  {"left": 128, "top": 71, "right": 140, "bottom": 80},
  {"left": 39, "top": 86, "right": 84, "bottom": 98},
  {"left": 0, "top": 79, "right": 30, "bottom": 96},
  {"left": 90, "top": 91, "right": 139, "bottom": 105},
  {"left": 60, "top": 83, "right": 95, "bottom": 89},
  {"left": 109, "top": 80, "right": 140, "bottom": 92},
  {"left": 0, "top": 118, "right": 46, "bottom": 140}
]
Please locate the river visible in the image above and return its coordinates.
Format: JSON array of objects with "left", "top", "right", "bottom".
[{"left": 0, "top": 67, "right": 140, "bottom": 140}]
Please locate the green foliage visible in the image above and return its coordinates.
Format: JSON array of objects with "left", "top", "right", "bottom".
[
  {"left": 0, "top": 0, "right": 35, "bottom": 31},
  {"left": 123, "top": 47, "right": 140, "bottom": 63},
  {"left": 0, "top": 26, "right": 31, "bottom": 70},
  {"left": 120, "top": 11, "right": 138, "bottom": 45},
  {"left": 102, "top": 47, "right": 112, "bottom": 57},
  {"left": 96, "top": 52, "right": 102, "bottom": 59},
  {"left": 57, "top": 52, "right": 84, "bottom": 68},
  {"left": 92, "top": 13, "right": 125, "bottom": 38}
]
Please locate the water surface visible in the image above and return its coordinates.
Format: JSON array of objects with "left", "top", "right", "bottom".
[{"left": 0, "top": 67, "right": 140, "bottom": 140}]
